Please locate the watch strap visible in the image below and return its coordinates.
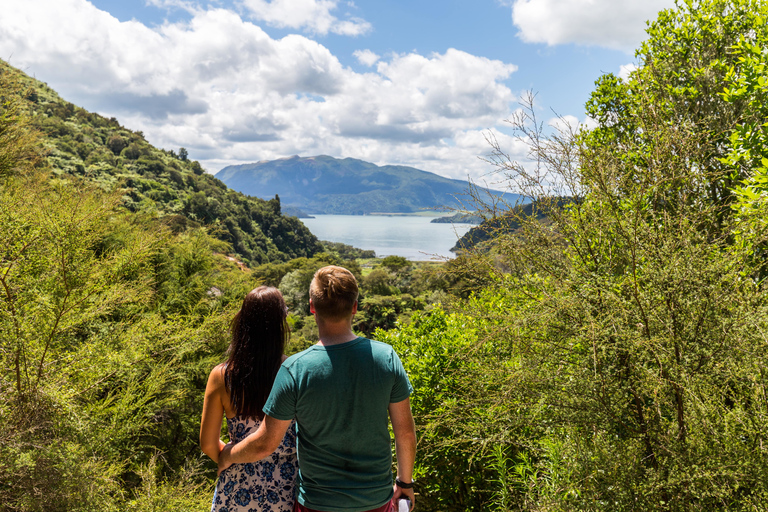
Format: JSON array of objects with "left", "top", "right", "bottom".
[{"left": 395, "top": 478, "right": 414, "bottom": 489}]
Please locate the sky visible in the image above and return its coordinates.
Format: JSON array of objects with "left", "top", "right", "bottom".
[{"left": 0, "top": 0, "right": 674, "bottom": 185}]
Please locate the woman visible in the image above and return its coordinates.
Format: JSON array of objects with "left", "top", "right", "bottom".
[{"left": 201, "top": 286, "right": 298, "bottom": 512}]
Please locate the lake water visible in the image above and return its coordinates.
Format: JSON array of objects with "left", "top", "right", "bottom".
[{"left": 300, "top": 214, "right": 474, "bottom": 261}]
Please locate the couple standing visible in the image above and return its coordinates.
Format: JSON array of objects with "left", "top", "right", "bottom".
[{"left": 200, "top": 266, "right": 417, "bottom": 512}]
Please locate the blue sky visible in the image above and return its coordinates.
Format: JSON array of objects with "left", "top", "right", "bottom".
[{"left": 1, "top": 0, "right": 674, "bottom": 183}]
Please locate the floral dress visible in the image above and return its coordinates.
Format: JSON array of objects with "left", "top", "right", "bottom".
[{"left": 211, "top": 416, "right": 298, "bottom": 512}]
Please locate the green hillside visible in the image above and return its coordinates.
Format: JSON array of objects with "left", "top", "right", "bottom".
[
  {"left": 1, "top": 60, "right": 322, "bottom": 266},
  {"left": 450, "top": 199, "right": 560, "bottom": 252},
  {"left": 216, "top": 155, "right": 516, "bottom": 214}
]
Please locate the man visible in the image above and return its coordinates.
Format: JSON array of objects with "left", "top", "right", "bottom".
[{"left": 219, "top": 265, "right": 417, "bottom": 512}]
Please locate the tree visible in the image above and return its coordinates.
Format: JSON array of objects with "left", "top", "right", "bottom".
[
  {"left": 0, "top": 65, "right": 41, "bottom": 178},
  {"left": 0, "top": 89, "right": 251, "bottom": 509},
  {"left": 584, "top": 0, "right": 768, "bottom": 229},
  {"left": 362, "top": 268, "right": 396, "bottom": 296},
  {"left": 106, "top": 134, "right": 128, "bottom": 155},
  {"left": 720, "top": 23, "right": 768, "bottom": 275}
]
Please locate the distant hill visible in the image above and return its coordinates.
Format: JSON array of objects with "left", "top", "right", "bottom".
[
  {"left": 1, "top": 59, "right": 322, "bottom": 266},
  {"left": 431, "top": 213, "right": 484, "bottom": 225},
  {"left": 216, "top": 155, "right": 516, "bottom": 215},
  {"left": 451, "top": 199, "right": 571, "bottom": 253},
  {"left": 451, "top": 203, "right": 537, "bottom": 253}
]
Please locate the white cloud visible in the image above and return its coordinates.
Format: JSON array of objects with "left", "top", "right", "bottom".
[
  {"left": 548, "top": 114, "right": 598, "bottom": 137},
  {"left": 353, "top": 49, "right": 379, "bottom": 67},
  {"left": 510, "top": 0, "right": 675, "bottom": 50},
  {"left": 0, "top": 0, "right": 520, "bottom": 182},
  {"left": 619, "top": 62, "right": 638, "bottom": 81},
  {"left": 240, "top": 0, "right": 371, "bottom": 35},
  {"left": 581, "top": 116, "right": 598, "bottom": 131}
]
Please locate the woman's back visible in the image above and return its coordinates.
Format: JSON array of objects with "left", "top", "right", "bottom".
[{"left": 211, "top": 415, "right": 297, "bottom": 512}]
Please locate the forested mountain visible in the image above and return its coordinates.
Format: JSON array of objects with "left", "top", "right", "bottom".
[
  {"left": 0, "top": 60, "right": 322, "bottom": 266},
  {"left": 216, "top": 155, "right": 516, "bottom": 214}
]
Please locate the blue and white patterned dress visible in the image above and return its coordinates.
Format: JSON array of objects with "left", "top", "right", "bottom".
[{"left": 211, "top": 416, "right": 298, "bottom": 512}]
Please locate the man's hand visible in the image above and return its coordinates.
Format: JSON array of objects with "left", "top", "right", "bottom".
[
  {"left": 389, "top": 398, "right": 416, "bottom": 510},
  {"left": 216, "top": 416, "right": 292, "bottom": 475},
  {"left": 392, "top": 482, "right": 415, "bottom": 510},
  {"left": 217, "top": 442, "right": 234, "bottom": 475}
]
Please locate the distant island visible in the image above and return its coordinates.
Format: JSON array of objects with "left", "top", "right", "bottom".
[
  {"left": 430, "top": 213, "right": 484, "bottom": 224},
  {"left": 216, "top": 155, "right": 516, "bottom": 215}
]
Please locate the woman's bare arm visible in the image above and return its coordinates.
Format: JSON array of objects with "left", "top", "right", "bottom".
[{"left": 200, "top": 364, "right": 227, "bottom": 463}]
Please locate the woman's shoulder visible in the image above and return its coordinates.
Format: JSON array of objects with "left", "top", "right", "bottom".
[{"left": 207, "top": 363, "right": 227, "bottom": 387}]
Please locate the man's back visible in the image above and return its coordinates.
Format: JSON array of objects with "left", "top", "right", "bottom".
[{"left": 264, "top": 336, "right": 412, "bottom": 511}]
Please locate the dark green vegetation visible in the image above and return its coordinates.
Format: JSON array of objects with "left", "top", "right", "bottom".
[
  {"left": 4, "top": 1, "right": 768, "bottom": 511},
  {"left": 250, "top": 254, "right": 455, "bottom": 351},
  {"left": 1, "top": 59, "right": 322, "bottom": 267},
  {"left": 216, "top": 154, "right": 515, "bottom": 214}
]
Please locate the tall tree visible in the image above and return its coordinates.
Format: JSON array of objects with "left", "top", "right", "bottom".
[{"left": 584, "top": 0, "right": 768, "bottom": 227}]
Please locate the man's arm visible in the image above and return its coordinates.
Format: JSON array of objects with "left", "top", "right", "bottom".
[
  {"left": 218, "top": 415, "right": 292, "bottom": 473},
  {"left": 389, "top": 398, "right": 417, "bottom": 509}
]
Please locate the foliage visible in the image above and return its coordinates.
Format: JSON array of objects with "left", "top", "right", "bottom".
[
  {"left": 0, "top": 65, "right": 41, "bottom": 178},
  {"left": 720, "top": 22, "right": 768, "bottom": 275},
  {"left": 430, "top": 212, "right": 483, "bottom": 225},
  {"left": 276, "top": 254, "right": 362, "bottom": 315},
  {"left": 0, "top": 30, "right": 465, "bottom": 512},
  {"left": 0, "top": 59, "right": 322, "bottom": 267},
  {"left": 354, "top": 294, "right": 424, "bottom": 336},
  {"left": 0, "top": 107, "right": 250, "bottom": 510},
  {"left": 583, "top": 0, "right": 768, "bottom": 228},
  {"left": 320, "top": 240, "right": 376, "bottom": 260},
  {"left": 379, "top": 308, "right": 483, "bottom": 508},
  {"left": 451, "top": 201, "right": 545, "bottom": 253},
  {"left": 377, "top": 2, "right": 768, "bottom": 510},
  {"left": 12, "top": 2, "right": 768, "bottom": 510},
  {"left": 379, "top": 304, "right": 529, "bottom": 510}
]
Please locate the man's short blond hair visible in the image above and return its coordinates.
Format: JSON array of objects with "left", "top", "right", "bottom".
[{"left": 310, "top": 266, "right": 359, "bottom": 321}]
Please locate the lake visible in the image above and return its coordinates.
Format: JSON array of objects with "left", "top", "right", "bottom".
[{"left": 300, "top": 214, "right": 475, "bottom": 261}]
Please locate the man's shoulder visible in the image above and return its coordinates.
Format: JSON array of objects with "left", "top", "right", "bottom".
[
  {"left": 283, "top": 346, "right": 320, "bottom": 368},
  {"left": 365, "top": 337, "right": 397, "bottom": 355}
]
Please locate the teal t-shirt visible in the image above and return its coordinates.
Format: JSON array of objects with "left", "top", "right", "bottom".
[{"left": 263, "top": 337, "right": 413, "bottom": 512}]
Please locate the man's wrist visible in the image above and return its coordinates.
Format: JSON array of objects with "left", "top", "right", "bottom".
[
  {"left": 220, "top": 443, "right": 232, "bottom": 464},
  {"left": 395, "top": 477, "right": 414, "bottom": 489}
]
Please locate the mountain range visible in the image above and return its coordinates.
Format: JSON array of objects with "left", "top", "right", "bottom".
[{"left": 216, "top": 155, "right": 515, "bottom": 215}]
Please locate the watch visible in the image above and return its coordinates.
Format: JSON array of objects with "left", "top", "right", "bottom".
[{"left": 395, "top": 477, "right": 414, "bottom": 489}]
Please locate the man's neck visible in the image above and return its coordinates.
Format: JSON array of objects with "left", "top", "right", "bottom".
[
  {"left": 317, "top": 332, "right": 358, "bottom": 346},
  {"left": 316, "top": 318, "right": 358, "bottom": 346}
]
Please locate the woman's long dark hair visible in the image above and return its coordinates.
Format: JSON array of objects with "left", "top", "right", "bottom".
[{"left": 224, "top": 286, "right": 289, "bottom": 420}]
